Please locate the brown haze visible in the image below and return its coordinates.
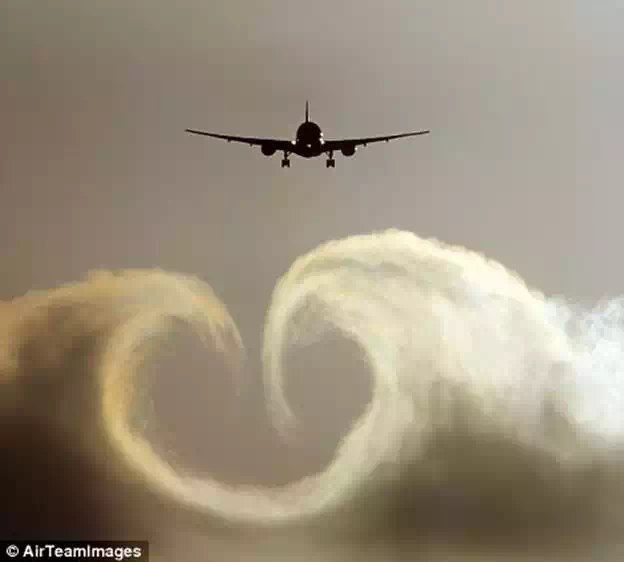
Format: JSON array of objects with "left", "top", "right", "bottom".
[{"left": 2, "top": 1, "right": 624, "bottom": 561}]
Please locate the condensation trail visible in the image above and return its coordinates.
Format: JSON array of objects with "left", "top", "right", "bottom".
[{"left": 4, "top": 229, "right": 624, "bottom": 558}]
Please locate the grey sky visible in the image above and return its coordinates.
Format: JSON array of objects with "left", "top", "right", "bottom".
[{"left": 2, "top": 1, "right": 624, "bottom": 486}]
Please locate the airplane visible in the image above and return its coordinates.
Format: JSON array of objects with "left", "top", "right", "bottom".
[{"left": 185, "top": 101, "right": 430, "bottom": 168}]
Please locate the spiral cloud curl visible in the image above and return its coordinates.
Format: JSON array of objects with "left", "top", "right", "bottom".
[{"left": 3, "top": 229, "right": 624, "bottom": 561}]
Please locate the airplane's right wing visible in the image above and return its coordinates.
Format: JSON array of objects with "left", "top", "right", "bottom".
[{"left": 185, "top": 128, "right": 293, "bottom": 151}]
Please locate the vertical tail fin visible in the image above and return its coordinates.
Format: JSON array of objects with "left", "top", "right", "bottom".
[{"left": 305, "top": 100, "right": 309, "bottom": 122}]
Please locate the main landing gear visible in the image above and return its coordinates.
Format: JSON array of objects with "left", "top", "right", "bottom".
[
  {"left": 281, "top": 152, "right": 290, "bottom": 168},
  {"left": 326, "top": 150, "right": 335, "bottom": 168}
]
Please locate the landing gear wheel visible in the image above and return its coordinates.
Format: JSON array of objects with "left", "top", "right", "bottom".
[
  {"left": 281, "top": 158, "right": 290, "bottom": 168},
  {"left": 326, "top": 158, "right": 335, "bottom": 168}
]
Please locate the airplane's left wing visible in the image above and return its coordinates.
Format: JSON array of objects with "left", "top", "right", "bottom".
[
  {"left": 322, "top": 129, "right": 430, "bottom": 152},
  {"left": 185, "top": 129, "right": 293, "bottom": 151}
]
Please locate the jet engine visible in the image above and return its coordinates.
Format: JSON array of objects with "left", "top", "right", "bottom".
[
  {"left": 261, "top": 144, "right": 276, "bottom": 156},
  {"left": 341, "top": 144, "right": 357, "bottom": 157}
]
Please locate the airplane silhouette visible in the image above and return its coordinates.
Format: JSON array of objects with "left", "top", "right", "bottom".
[{"left": 185, "top": 102, "right": 430, "bottom": 168}]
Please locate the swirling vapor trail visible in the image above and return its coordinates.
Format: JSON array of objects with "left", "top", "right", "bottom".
[{"left": 3, "top": 229, "right": 624, "bottom": 560}]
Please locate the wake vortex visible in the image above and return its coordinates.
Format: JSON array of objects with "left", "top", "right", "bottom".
[{"left": 4, "top": 228, "right": 624, "bottom": 553}]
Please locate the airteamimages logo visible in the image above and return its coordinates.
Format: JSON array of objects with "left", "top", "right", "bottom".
[{"left": 1, "top": 542, "right": 148, "bottom": 561}]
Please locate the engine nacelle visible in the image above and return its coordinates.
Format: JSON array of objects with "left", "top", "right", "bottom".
[
  {"left": 341, "top": 144, "right": 357, "bottom": 157},
  {"left": 261, "top": 144, "right": 276, "bottom": 156}
]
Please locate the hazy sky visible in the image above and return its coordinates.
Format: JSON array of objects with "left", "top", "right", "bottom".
[{"left": 2, "top": 1, "right": 624, "bottom": 485}]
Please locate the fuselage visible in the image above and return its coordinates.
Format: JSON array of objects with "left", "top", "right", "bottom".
[{"left": 291, "top": 120, "right": 324, "bottom": 157}]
